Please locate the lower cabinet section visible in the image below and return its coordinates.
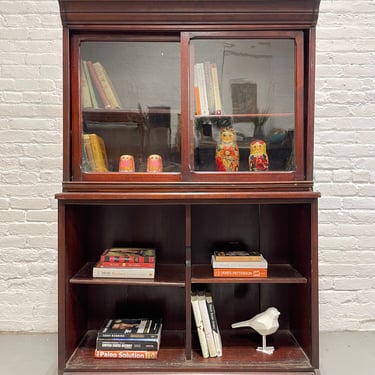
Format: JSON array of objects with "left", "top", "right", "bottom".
[{"left": 58, "top": 196, "right": 319, "bottom": 374}]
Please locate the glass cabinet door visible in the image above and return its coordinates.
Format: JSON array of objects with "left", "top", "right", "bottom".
[
  {"left": 71, "top": 32, "right": 304, "bottom": 183},
  {"left": 187, "top": 32, "right": 304, "bottom": 181},
  {"left": 75, "top": 37, "right": 181, "bottom": 180}
]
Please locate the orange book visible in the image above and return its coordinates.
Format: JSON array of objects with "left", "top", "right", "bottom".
[
  {"left": 86, "top": 60, "right": 112, "bottom": 109},
  {"left": 213, "top": 268, "right": 267, "bottom": 278},
  {"left": 94, "top": 349, "right": 158, "bottom": 359},
  {"left": 194, "top": 85, "right": 201, "bottom": 116}
]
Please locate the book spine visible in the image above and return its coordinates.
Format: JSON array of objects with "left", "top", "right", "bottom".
[
  {"left": 88, "top": 134, "right": 108, "bottom": 172},
  {"left": 99, "top": 261, "right": 155, "bottom": 268},
  {"left": 213, "top": 268, "right": 268, "bottom": 278},
  {"left": 94, "top": 349, "right": 158, "bottom": 359},
  {"left": 204, "top": 61, "right": 215, "bottom": 115},
  {"left": 80, "top": 61, "right": 92, "bottom": 108},
  {"left": 205, "top": 293, "right": 222, "bottom": 357},
  {"left": 194, "top": 85, "right": 202, "bottom": 116},
  {"left": 82, "top": 134, "right": 95, "bottom": 171},
  {"left": 93, "top": 265, "right": 155, "bottom": 279},
  {"left": 86, "top": 60, "right": 112, "bottom": 109},
  {"left": 96, "top": 339, "right": 158, "bottom": 351},
  {"left": 195, "top": 63, "right": 209, "bottom": 116},
  {"left": 214, "top": 256, "right": 263, "bottom": 262},
  {"left": 211, "top": 63, "right": 222, "bottom": 115},
  {"left": 82, "top": 60, "right": 99, "bottom": 108},
  {"left": 93, "top": 61, "right": 122, "bottom": 109},
  {"left": 191, "top": 292, "right": 209, "bottom": 358},
  {"left": 197, "top": 291, "right": 216, "bottom": 357},
  {"left": 101, "top": 255, "right": 155, "bottom": 263}
]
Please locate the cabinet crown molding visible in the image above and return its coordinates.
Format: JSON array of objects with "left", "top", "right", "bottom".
[{"left": 58, "top": 0, "right": 321, "bottom": 27}]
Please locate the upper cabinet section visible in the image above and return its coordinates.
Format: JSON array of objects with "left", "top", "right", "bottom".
[{"left": 61, "top": 0, "right": 320, "bottom": 189}]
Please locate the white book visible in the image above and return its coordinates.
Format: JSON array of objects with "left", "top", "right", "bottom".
[
  {"left": 211, "top": 63, "right": 223, "bottom": 115},
  {"left": 191, "top": 292, "right": 209, "bottom": 358},
  {"left": 93, "top": 262, "right": 155, "bottom": 279},
  {"left": 211, "top": 255, "right": 268, "bottom": 269},
  {"left": 195, "top": 63, "right": 209, "bottom": 116},
  {"left": 205, "top": 292, "right": 222, "bottom": 357},
  {"left": 197, "top": 291, "right": 216, "bottom": 357}
]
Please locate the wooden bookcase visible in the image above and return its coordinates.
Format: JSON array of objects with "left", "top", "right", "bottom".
[{"left": 57, "top": 1, "right": 321, "bottom": 374}]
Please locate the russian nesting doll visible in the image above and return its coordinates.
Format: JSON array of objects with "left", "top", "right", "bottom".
[
  {"left": 119, "top": 154, "right": 135, "bottom": 172},
  {"left": 215, "top": 127, "right": 240, "bottom": 172},
  {"left": 249, "top": 140, "right": 269, "bottom": 171},
  {"left": 147, "top": 154, "right": 163, "bottom": 172}
]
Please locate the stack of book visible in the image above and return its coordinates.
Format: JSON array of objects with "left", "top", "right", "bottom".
[
  {"left": 191, "top": 291, "right": 222, "bottom": 358},
  {"left": 82, "top": 133, "right": 108, "bottom": 172},
  {"left": 211, "top": 249, "right": 268, "bottom": 278},
  {"left": 81, "top": 60, "right": 122, "bottom": 110},
  {"left": 93, "top": 247, "right": 156, "bottom": 279},
  {"left": 95, "top": 318, "right": 162, "bottom": 359}
]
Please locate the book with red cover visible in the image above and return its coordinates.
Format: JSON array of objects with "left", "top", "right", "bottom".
[{"left": 100, "top": 248, "right": 156, "bottom": 263}]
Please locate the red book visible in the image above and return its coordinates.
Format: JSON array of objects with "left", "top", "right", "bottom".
[
  {"left": 100, "top": 248, "right": 156, "bottom": 263},
  {"left": 86, "top": 60, "right": 111, "bottom": 109}
]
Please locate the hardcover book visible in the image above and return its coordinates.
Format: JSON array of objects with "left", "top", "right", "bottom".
[
  {"left": 205, "top": 292, "right": 222, "bottom": 357},
  {"left": 191, "top": 291, "right": 209, "bottom": 358},
  {"left": 97, "top": 318, "right": 162, "bottom": 339},
  {"left": 213, "top": 268, "right": 268, "bottom": 278},
  {"left": 211, "top": 255, "right": 268, "bottom": 269},
  {"left": 197, "top": 291, "right": 217, "bottom": 357},
  {"left": 100, "top": 247, "right": 156, "bottom": 263},
  {"left": 213, "top": 250, "right": 262, "bottom": 262},
  {"left": 92, "top": 262, "right": 155, "bottom": 279},
  {"left": 94, "top": 349, "right": 158, "bottom": 359}
]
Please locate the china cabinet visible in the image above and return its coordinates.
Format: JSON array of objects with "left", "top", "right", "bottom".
[{"left": 57, "top": 1, "right": 321, "bottom": 374}]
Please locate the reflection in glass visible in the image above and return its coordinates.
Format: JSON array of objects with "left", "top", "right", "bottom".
[
  {"left": 192, "top": 39, "right": 295, "bottom": 172},
  {"left": 80, "top": 41, "right": 181, "bottom": 173}
]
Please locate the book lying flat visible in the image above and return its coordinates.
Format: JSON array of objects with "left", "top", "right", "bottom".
[
  {"left": 94, "top": 349, "right": 158, "bottom": 359},
  {"left": 93, "top": 262, "right": 155, "bottom": 279},
  {"left": 97, "top": 318, "right": 162, "bottom": 339},
  {"left": 211, "top": 255, "right": 268, "bottom": 269},
  {"left": 100, "top": 247, "right": 156, "bottom": 263}
]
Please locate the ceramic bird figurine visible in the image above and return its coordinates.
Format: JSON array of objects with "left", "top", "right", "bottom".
[
  {"left": 215, "top": 127, "right": 240, "bottom": 172},
  {"left": 231, "top": 307, "right": 280, "bottom": 354},
  {"left": 119, "top": 154, "right": 135, "bottom": 172},
  {"left": 147, "top": 154, "right": 163, "bottom": 172},
  {"left": 249, "top": 139, "right": 269, "bottom": 171}
]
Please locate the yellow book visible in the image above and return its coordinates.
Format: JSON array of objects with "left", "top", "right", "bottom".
[
  {"left": 89, "top": 133, "right": 108, "bottom": 172},
  {"left": 82, "top": 134, "right": 95, "bottom": 171},
  {"left": 93, "top": 61, "right": 122, "bottom": 109}
]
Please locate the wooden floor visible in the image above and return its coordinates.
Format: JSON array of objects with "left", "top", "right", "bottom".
[{"left": 0, "top": 331, "right": 374, "bottom": 375}]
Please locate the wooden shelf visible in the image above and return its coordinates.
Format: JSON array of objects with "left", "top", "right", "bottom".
[
  {"left": 64, "top": 330, "right": 313, "bottom": 373},
  {"left": 70, "top": 262, "right": 186, "bottom": 287},
  {"left": 192, "top": 264, "right": 307, "bottom": 284}
]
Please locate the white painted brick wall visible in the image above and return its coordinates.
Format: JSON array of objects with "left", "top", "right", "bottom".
[
  {"left": 316, "top": 0, "right": 375, "bottom": 331},
  {"left": 0, "top": 0, "right": 374, "bottom": 332},
  {"left": 0, "top": 0, "right": 62, "bottom": 332}
]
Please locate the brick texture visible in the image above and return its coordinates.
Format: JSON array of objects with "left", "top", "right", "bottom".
[{"left": 0, "top": 0, "right": 374, "bottom": 332}]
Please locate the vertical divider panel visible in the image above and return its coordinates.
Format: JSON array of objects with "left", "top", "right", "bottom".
[{"left": 185, "top": 204, "right": 192, "bottom": 360}]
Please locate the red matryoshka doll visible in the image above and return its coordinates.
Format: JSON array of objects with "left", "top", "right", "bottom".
[
  {"left": 119, "top": 154, "right": 135, "bottom": 172},
  {"left": 147, "top": 154, "right": 163, "bottom": 172},
  {"left": 215, "top": 127, "right": 240, "bottom": 172},
  {"left": 249, "top": 140, "right": 269, "bottom": 171}
]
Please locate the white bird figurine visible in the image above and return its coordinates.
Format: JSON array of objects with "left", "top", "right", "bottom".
[{"left": 231, "top": 307, "right": 280, "bottom": 354}]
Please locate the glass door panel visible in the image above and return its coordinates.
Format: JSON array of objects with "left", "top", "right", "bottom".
[
  {"left": 190, "top": 37, "right": 296, "bottom": 174},
  {"left": 79, "top": 41, "right": 181, "bottom": 175}
]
